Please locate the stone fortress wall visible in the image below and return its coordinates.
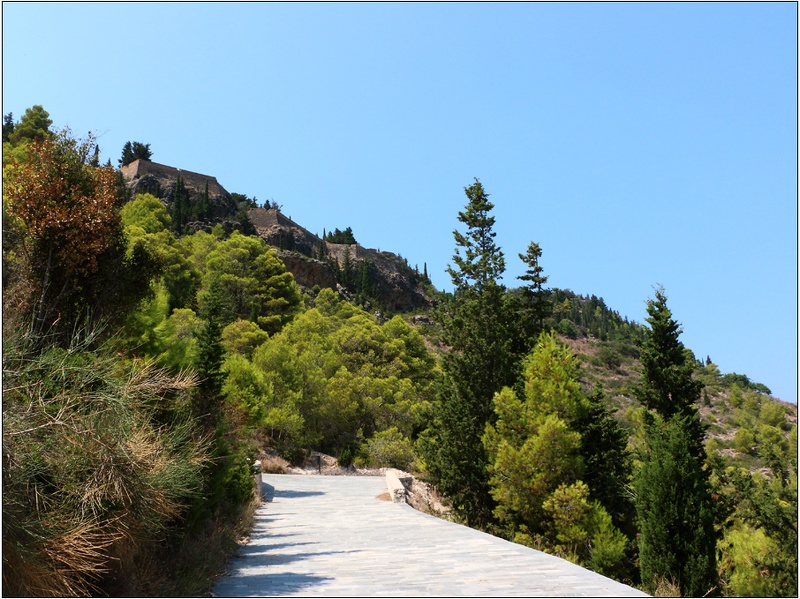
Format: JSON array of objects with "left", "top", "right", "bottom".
[{"left": 120, "top": 159, "right": 228, "bottom": 198}]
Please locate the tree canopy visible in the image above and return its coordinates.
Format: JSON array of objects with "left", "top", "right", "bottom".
[
  {"left": 324, "top": 226, "right": 357, "bottom": 245},
  {"left": 119, "top": 140, "right": 153, "bottom": 166},
  {"left": 7, "top": 104, "right": 52, "bottom": 145}
]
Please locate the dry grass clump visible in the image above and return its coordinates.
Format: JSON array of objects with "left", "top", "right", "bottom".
[
  {"left": 261, "top": 454, "right": 291, "bottom": 473},
  {"left": 650, "top": 575, "right": 683, "bottom": 597},
  {"left": 2, "top": 332, "right": 210, "bottom": 596}
]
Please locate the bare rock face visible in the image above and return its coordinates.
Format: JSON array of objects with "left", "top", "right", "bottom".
[
  {"left": 128, "top": 173, "right": 161, "bottom": 198},
  {"left": 276, "top": 251, "right": 337, "bottom": 290}
]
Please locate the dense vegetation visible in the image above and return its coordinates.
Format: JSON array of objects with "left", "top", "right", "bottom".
[{"left": 2, "top": 108, "right": 796, "bottom": 597}]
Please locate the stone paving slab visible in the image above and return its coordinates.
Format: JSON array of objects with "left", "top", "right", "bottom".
[{"left": 212, "top": 474, "right": 649, "bottom": 597}]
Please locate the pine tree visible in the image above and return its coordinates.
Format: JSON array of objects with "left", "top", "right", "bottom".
[
  {"left": 637, "top": 288, "right": 703, "bottom": 418},
  {"left": 637, "top": 287, "right": 705, "bottom": 453},
  {"left": 420, "top": 178, "right": 516, "bottom": 529},
  {"left": 633, "top": 287, "right": 717, "bottom": 596},
  {"left": 575, "top": 387, "right": 634, "bottom": 537},
  {"left": 342, "top": 246, "right": 354, "bottom": 288},
  {"left": 447, "top": 178, "right": 505, "bottom": 292},
  {"left": 635, "top": 412, "right": 717, "bottom": 596},
  {"left": 119, "top": 141, "right": 133, "bottom": 166},
  {"left": 119, "top": 140, "right": 152, "bottom": 167},
  {"left": 514, "top": 241, "right": 552, "bottom": 356}
]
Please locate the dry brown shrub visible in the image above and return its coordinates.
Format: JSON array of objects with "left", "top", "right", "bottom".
[
  {"left": 2, "top": 335, "right": 210, "bottom": 596},
  {"left": 651, "top": 575, "right": 682, "bottom": 597},
  {"left": 261, "top": 454, "right": 291, "bottom": 473}
]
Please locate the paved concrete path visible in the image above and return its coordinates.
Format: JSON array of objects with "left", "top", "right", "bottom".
[{"left": 213, "top": 474, "right": 648, "bottom": 597}]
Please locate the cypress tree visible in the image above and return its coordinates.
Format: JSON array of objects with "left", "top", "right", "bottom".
[
  {"left": 200, "top": 181, "right": 210, "bottom": 220},
  {"left": 342, "top": 247, "right": 354, "bottom": 288},
  {"left": 172, "top": 175, "right": 186, "bottom": 234},
  {"left": 633, "top": 287, "right": 717, "bottom": 596},
  {"left": 195, "top": 278, "right": 225, "bottom": 398}
]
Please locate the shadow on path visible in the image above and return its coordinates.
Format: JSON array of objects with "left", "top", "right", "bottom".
[
  {"left": 224, "top": 572, "right": 334, "bottom": 597},
  {"left": 231, "top": 548, "right": 360, "bottom": 567},
  {"left": 262, "top": 481, "right": 325, "bottom": 501}
]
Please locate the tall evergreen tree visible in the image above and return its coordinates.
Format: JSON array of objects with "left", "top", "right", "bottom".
[
  {"left": 637, "top": 288, "right": 703, "bottom": 418},
  {"left": 633, "top": 288, "right": 717, "bottom": 596},
  {"left": 575, "top": 387, "right": 634, "bottom": 534},
  {"left": 9, "top": 105, "right": 52, "bottom": 144},
  {"left": 636, "top": 412, "right": 717, "bottom": 596},
  {"left": 512, "top": 241, "right": 552, "bottom": 358},
  {"left": 171, "top": 175, "right": 187, "bottom": 234},
  {"left": 637, "top": 287, "right": 706, "bottom": 455},
  {"left": 198, "top": 181, "right": 211, "bottom": 221},
  {"left": 195, "top": 278, "right": 225, "bottom": 398},
  {"left": 517, "top": 242, "right": 551, "bottom": 329},
  {"left": 447, "top": 178, "right": 505, "bottom": 292},
  {"left": 420, "top": 178, "right": 516, "bottom": 529}
]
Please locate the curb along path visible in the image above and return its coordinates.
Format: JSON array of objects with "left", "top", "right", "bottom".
[{"left": 212, "top": 474, "right": 649, "bottom": 597}]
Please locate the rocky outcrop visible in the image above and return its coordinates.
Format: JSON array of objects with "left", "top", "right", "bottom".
[
  {"left": 120, "top": 168, "right": 434, "bottom": 313},
  {"left": 276, "top": 251, "right": 337, "bottom": 290},
  {"left": 248, "top": 209, "right": 321, "bottom": 256},
  {"left": 249, "top": 208, "right": 433, "bottom": 313},
  {"left": 343, "top": 246, "right": 431, "bottom": 312}
]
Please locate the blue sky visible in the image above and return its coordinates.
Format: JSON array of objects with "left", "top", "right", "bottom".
[{"left": 3, "top": 2, "right": 797, "bottom": 403}]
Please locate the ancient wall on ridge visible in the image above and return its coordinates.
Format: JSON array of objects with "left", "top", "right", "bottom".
[{"left": 121, "top": 159, "right": 228, "bottom": 197}]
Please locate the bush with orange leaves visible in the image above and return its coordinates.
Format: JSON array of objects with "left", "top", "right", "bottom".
[{"left": 3, "top": 130, "right": 156, "bottom": 341}]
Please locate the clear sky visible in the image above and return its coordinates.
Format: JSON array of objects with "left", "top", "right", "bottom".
[{"left": 3, "top": 2, "right": 797, "bottom": 403}]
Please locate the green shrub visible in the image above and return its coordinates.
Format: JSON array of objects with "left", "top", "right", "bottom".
[
  {"left": 595, "top": 345, "right": 622, "bottom": 369},
  {"left": 557, "top": 318, "right": 579, "bottom": 339},
  {"left": 733, "top": 428, "right": 756, "bottom": 455},
  {"left": 361, "top": 427, "right": 415, "bottom": 471}
]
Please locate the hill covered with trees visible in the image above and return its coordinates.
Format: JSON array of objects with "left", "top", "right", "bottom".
[{"left": 2, "top": 107, "right": 796, "bottom": 597}]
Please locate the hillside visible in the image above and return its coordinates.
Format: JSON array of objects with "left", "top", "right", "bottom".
[
  {"left": 556, "top": 332, "right": 797, "bottom": 472},
  {"left": 481, "top": 287, "right": 796, "bottom": 479},
  {"left": 248, "top": 207, "right": 434, "bottom": 312},
  {"left": 121, "top": 159, "right": 433, "bottom": 314}
]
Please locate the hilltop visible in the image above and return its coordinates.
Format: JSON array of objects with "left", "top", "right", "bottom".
[{"left": 120, "top": 161, "right": 433, "bottom": 313}]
